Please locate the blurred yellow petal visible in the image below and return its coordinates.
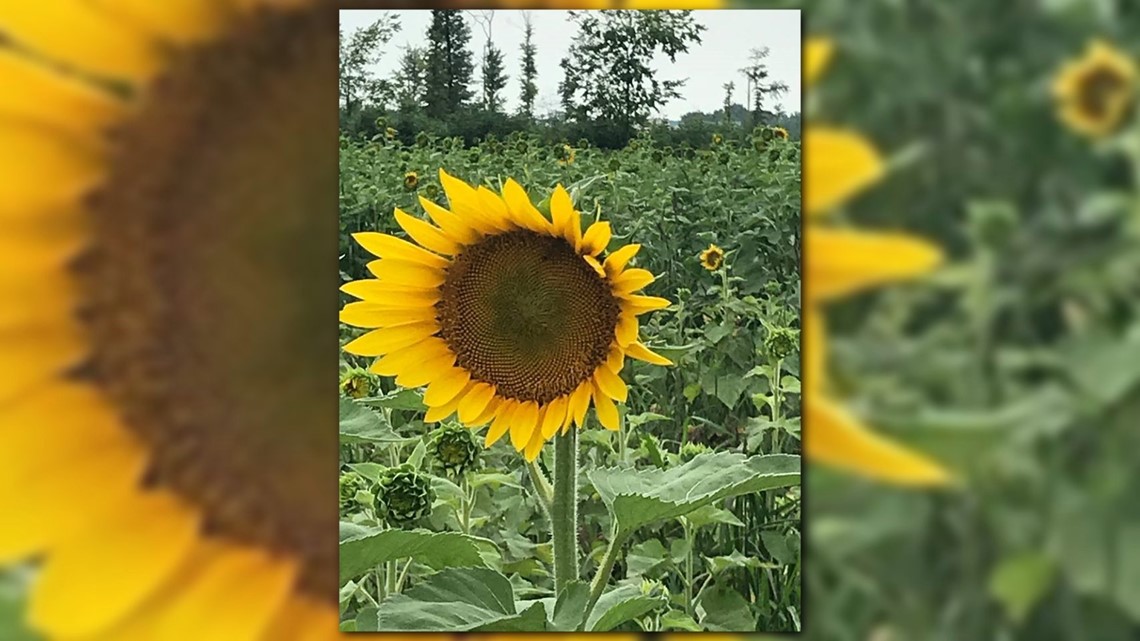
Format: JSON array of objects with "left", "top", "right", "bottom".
[
  {"left": 804, "top": 128, "right": 884, "bottom": 216},
  {"left": 807, "top": 228, "right": 943, "bottom": 301},
  {"left": 805, "top": 38, "right": 834, "bottom": 86},
  {"left": 0, "top": 50, "right": 125, "bottom": 135},
  {"left": 0, "top": 125, "right": 104, "bottom": 213},
  {"left": 805, "top": 397, "right": 953, "bottom": 486},
  {"left": 803, "top": 308, "right": 825, "bottom": 393},
  {"left": 88, "top": 0, "right": 226, "bottom": 44}
]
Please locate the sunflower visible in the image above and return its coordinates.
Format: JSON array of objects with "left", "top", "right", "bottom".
[
  {"left": 557, "top": 143, "right": 576, "bottom": 166},
  {"left": 404, "top": 170, "right": 419, "bottom": 191},
  {"left": 0, "top": 1, "right": 348, "bottom": 639},
  {"left": 803, "top": 38, "right": 952, "bottom": 485},
  {"left": 1053, "top": 39, "right": 1137, "bottom": 138},
  {"left": 712, "top": 133, "right": 724, "bottom": 145},
  {"left": 340, "top": 169, "right": 673, "bottom": 462},
  {"left": 699, "top": 244, "right": 724, "bottom": 271},
  {"left": 771, "top": 126, "right": 790, "bottom": 140}
]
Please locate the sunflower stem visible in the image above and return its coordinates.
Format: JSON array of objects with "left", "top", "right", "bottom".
[
  {"left": 526, "top": 460, "right": 554, "bottom": 518},
  {"left": 583, "top": 527, "right": 629, "bottom": 628},
  {"left": 552, "top": 427, "right": 580, "bottom": 596}
]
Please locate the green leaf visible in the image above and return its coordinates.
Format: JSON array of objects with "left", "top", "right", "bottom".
[
  {"left": 587, "top": 452, "right": 800, "bottom": 536},
  {"left": 550, "top": 581, "right": 591, "bottom": 631},
  {"left": 761, "top": 530, "right": 795, "bottom": 564},
  {"left": 683, "top": 505, "right": 745, "bottom": 529},
  {"left": 586, "top": 583, "right": 668, "bottom": 631},
  {"left": 357, "top": 568, "right": 546, "bottom": 631},
  {"left": 989, "top": 551, "right": 1056, "bottom": 624},
  {"left": 660, "top": 609, "right": 702, "bottom": 631},
  {"left": 627, "top": 539, "right": 671, "bottom": 576},
  {"left": 715, "top": 375, "right": 750, "bottom": 408},
  {"left": 705, "top": 550, "right": 776, "bottom": 575},
  {"left": 407, "top": 438, "right": 428, "bottom": 469},
  {"left": 0, "top": 572, "right": 39, "bottom": 641},
  {"left": 698, "top": 584, "right": 755, "bottom": 631},
  {"left": 339, "top": 397, "right": 403, "bottom": 444},
  {"left": 360, "top": 388, "right": 426, "bottom": 411},
  {"left": 469, "top": 471, "right": 523, "bottom": 489},
  {"left": 339, "top": 528, "right": 495, "bottom": 583},
  {"left": 347, "top": 462, "right": 386, "bottom": 482}
]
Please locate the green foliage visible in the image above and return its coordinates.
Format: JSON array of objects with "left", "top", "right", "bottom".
[
  {"left": 424, "top": 10, "right": 476, "bottom": 118},
  {"left": 375, "top": 465, "right": 436, "bottom": 525},
  {"left": 339, "top": 15, "right": 401, "bottom": 114}
]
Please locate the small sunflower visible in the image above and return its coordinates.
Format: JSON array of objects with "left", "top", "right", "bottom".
[
  {"left": 1053, "top": 39, "right": 1137, "bottom": 137},
  {"left": 771, "top": 126, "right": 790, "bottom": 140},
  {"left": 804, "top": 38, "right": 951, "bottom": 485},
  {"left": 712, "top": 133, "right": 724, "bottom": 145},
  {"left": 340, "top": 169, "right": 673, "bottom": 461},
  {"left": 699, "top": 244, "right": 724, "bottom": 271},
  {"left": 404, "top": 170, "right": 419, "bottom": 191},
  {"left": 340, "top": 366, "right": 374, "bottom": 399},
  {"left": 0, "top": 1, "right": 340, "bottom": 639},
  {"left": 557, "top": 143, "right": 576, "bottom": 166}
]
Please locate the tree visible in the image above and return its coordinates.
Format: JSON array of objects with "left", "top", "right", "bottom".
[
  {"left": 518, "top": 12, "right": 538, "bottom": 119},
  {"left": 739, "top": 47, "right": 788, "bottom": 129},
  {"left": 393, "top": 46, "right": 428, "bottom": 112},
  {"left": 722, "top": 81, "right": 735, "bottom": 124},
  {"left": 471, "top": 11, "right": 508, "bottom": 113},
  {"left": 559, "top": 10, "right": 706, "bottom": 144},
  {"left": 424, "top": 10, "right": 476, "bottom": 118},
  {"left": 339, "top": 14, "right": 401, "bottom": 115}
]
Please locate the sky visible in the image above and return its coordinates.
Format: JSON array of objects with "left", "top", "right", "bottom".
[{"left": 339, "top": 9, "right": 801, "bottom": 121}]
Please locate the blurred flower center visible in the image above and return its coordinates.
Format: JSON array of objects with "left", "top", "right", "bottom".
[
  {"left": 77, "top": 5, "right": 338, "bottom": 600},
  {"left": 1076, "top": 65, "right": 1129, "bottom": 118},
  {"left": 436, "top": 230, "right": 619, "bottom": 404}
]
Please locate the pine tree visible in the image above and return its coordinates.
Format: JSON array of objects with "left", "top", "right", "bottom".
[
  {"left": 722, "top": 81, "right": 735, "bottom": 124},
  {"left": 424, "top": 10, "right": 476, "bottom": 117},
  {"left": 394, "top": 46, "right": 428, "bottom": 112},
  {"left": 481, "top": 45, "right": 508, "bottom": 113},
  {"left": 518, "top": 12, "right": 538, "bottom": 119}
]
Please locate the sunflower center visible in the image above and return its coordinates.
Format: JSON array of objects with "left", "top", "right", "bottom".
[
  {"left": 1077, "top": 65, "right": 1130, "bottom": 118},
  {"left": 77, "top": 4, "right": 337, "bottom": 601},
  {"left": 437, "top": 231, "right": 620, "bottom": 405}
]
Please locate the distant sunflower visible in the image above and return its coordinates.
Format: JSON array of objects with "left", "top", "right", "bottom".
[
  {"left": 712, "top": 133, "right": 724, "bottom": 145},
  {"left": 404, "top": 170, "right": 419, "bottom": 191},
  {"left": 1053, "top": 39, "right": 1137, "bottom": 137},
  {"left": 0, "top": 1, "right": 342, "bottom": 639},
  {"left": 804, "top": 38, "right": 951, "bottom": 485},
  {"left": 341, "top": 169, "right": 673, "bottom": 461},
  {"left": 699, "top": 244, "right": 724, "bottom": 271},
  {"left": 772, "top": 126, "right": 790, "bottom": 140},
  {"left": 557, "top": 143, "right": 576, "bottom": 166}
]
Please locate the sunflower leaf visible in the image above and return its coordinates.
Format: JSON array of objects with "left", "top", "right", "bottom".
[
  {"left": 585, "top": 582, "right": 668, "bottom": 631},
  {"left": 339, "top": 528, "right": 497, "bottom": 583},
  {"left": 587, "top": 452, "right": 800, "bottom": 536},
  {"left": 339, "top": 397, "right": 406, "bottom": 443},
  {"left": 356, "top": 567, "right": 547, "bottom": 631}
]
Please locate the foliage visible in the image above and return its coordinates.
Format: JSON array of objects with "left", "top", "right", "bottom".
[
  {"left": 338, "top": 124, "right": 802, "bottom": 631},
  {"left": 424, "top": 10, "right": 476, "bottom": 118},
  {"left": 339, "top": 14, "right": 401, "bottom": 114}
]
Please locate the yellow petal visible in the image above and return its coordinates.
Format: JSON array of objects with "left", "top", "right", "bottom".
[
  {"left": 458, "top": 383, "right": 496, "bottom": 424},
  {"left": 804, "top": 397, "right": 953, "bottom": 486},
  {"left": 0, "top": 0, "right": 160, "bottom": 81},
  {"left": 592, "top": 384, "right": 620, "bottom": 431},
  {"left": 366, "top": 259, "right": 445, "bottom": 288},
  {"left": 423, "top": 367, "right": 472, "bottom": 407},
  {"left": 584, "top": 254, "right": 606, "bottom": 278},
  {"left": 622, "top": 295, "right": 671, "bottom": 315},
  {"left": 485, "top": 401, "right": 518, "bottom": 447},
  {"left": 569, "top": 382, "right": 592, "bottom": 429},
  {"left": 153, "top": 547, "right": 296, "bottom": 641},
  {"left": 0, "top": 322, "right": 87, "bottom": 405},
  {"left": 603, "top": 244, "right": 640, "bottom": 278},
  {"left": 593, "top": 366, "right": 628, "bottom": 403},
  {"left": 0, "top": 49, "right": 124, "bottom": 136},
  {"left": 343, "top": 324, "right": 437, "bottom": 357},
  {"left": 419, "top": 196, "right": 481, "bottom": 243},
  {"left": 0, "top": 124, "right": 103, "bottom": 213},
  {"left": 807, "top": 228, "right": 943, "bottom": 302},
  {"left": 31, "top": 491, "right": 199, "bottom": 639},
  {"left": 470, "top": 397, "right": 501, "bottom": 427},
  {"left": 475, "top": 186, "right": 513, "bottom": 231},
  {"left": 395, "top": 208, "right": 461, "bottom": 255},
  {"left": 501, "top": 179, "right": 550, "bottom": 233},
  {"left": 340, "top": 279, "right": 439, "bottom": 305},
  {"left": 352, "top": 232, "right": 449, "bottom": 269},
  {"left": 394, "top": 351, "right": 456, "bottom": 388},
  {"left": 424, "top": 385, "right": 469, "bottom": 423},
  {"left": 339, "top": 302, "right": 437, "bottom": 329},
  {"left": 523, "top": 424, "right": 546, "bottom": 462},
  {"left": 625, "top": 342, "right": 673, "bottom": 366},
  {"left": 368, "top": 338, "right": 450, "bottom": 377},
  {"left": 804, "top": 308, "right": 825, "bottom": 392},
  {"left": 606, "top": 346, "right": 625, "bottom": 373},
  {"left": 438, "top": 169, "right": 503, "bottom": 233},
  {"left": 804, "top": 128, "right": 884, "bottom": 216},
  {"left": 615, "top": 313, "right": 639, "bottom": 347},
  {"left": 260, "top": 597, "right": 338, "bottom": 641},
  {"left": 805, "top": 38, "right": 834, "bottom": 87},
  {"left": 580, "top": 221, "right": 612, "bottom": 256},
  {"left": 88, "top": 0, "right": 226, "bottom": 44},
  {"left": 613, "top": 268, "right": 655, "bottom": 295},
  {"left": 540, "top": 396, "right": 568, "bottom": 439},
  {"left": 550, "top": 184, "right": 576, "bottom": 240},
  {"left": 510, "top": 402, "right": 539, "bottom": 451}
]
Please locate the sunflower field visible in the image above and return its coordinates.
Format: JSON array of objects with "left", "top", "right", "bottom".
[{"left": 336, "top": 128, "right": 802, "bottom": 632}]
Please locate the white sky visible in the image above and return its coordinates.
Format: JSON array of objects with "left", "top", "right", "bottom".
[{"left": 340, "top": 9, "right": 801, "bottom": 121}]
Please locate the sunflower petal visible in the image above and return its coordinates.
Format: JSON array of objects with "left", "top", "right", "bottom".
[
  {"left": 0, "top": 50, "right": 125, "bottom": 136},
  {"left": 805, "top": 38, "right": 834, "bottom": 86},
  {"left": 0, "top": 125, "right": 104, "bottom": 213},
  {"left": 394, "top": 351, "right": 456, "bottom": 388},
  {"left": 88, "top": 0, "right": 225, "bottom": 44},
  {"left": 593, "top": 366, "right": 628, "bottom": 403},
  {"left": 606, "top": 346, "right": 625, "bottom": 373},
  {"left": 510, "top": 402, "right": 539, "bottom": 451},
  {"left": 804, "top": 397, "right": 953, "bottom": 486},
  {"left": 352, "top": 232, "right": 449, "bottom": 269},
  {"left": 368, "top": 338, "right": 450, "bottom": 377},
  {"left": 603, "top": 244, "right": 640, "bottom": 278},
  {"left": 803, "top": 128, "right": 884, "bottom": 216},
  {"left": 340, "top": 280, "right": 439, "bottom": 305},
  {"left": 457, "top": 383, "right": 496, "bottom": 424},
  {"left": 424, "top": 386, "right": 469, "bottom": 423},
  {"left": 339, "top": 302, "right": 437, "bottom": 328},
  {"left": 550, "top": 184, "right": 576, "bottom": 239},
  {"left": 580, "top": 221, "right": 612, "bottom": 256},
  {"left": 475, "top": 187, "right": 513, "bottom": 232},
  {"left": 540, "top": 397, "right": 568, "bottom": 439},
  {"left": 625, "top": 342, "right": 673, "bottom": 366},
  {"left": 807, "top": 228, "right": 943, "bottom": 301},
  {"left": 423, "top": 367, "right": 472, "bottom": 407},
  {"left": 30, "top": 491, "right": 199, "bottom": 639},
  {"left": 0, "top": 322, "right": 88, "bottom": 405},
  {"left": 615, "top": 313, "right": 639, "bottom": 347},
  {"left": 394, "top": 208, "right": 461, "bottom": 255},
  {"left": 622, "top": 295, "right": 671, "bottom": 315},
  {"left": 485, "top": 401, "right": 517, "bottom": 447},
  {"left": 612, "top": 268, "right": 655, "bottom": 295},
  {"left": 592, "top": 384, "right": 620, "bottom": 431},
  {"left": 501, "top": 179, "right": 551, "bottom": 233},
  {"left": 366, "top": 259, "right": 445, "bottom": 288},
  {"left": 344, "top": 324, "right": 437, "bottom": 357},
  {"left": 569, "top": 382, "right": 592, "bottom": 429},
  {"left": 470, "top": 397, "right": 501, "bottom": 427},
  {"left": 418, "top": 197, "right": 480, "bottom": 244},
  {"left": 523, "top": 424, "right": 546, "bottom": 461}
]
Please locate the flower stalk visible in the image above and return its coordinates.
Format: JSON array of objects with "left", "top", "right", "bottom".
[{"left": 552, "top": 427, "right": 580, "bottom": 596}]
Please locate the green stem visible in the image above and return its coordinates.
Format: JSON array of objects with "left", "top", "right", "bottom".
[
  {"left": 526, "top": 460, "right": 554, "bottom": 517},
  {"left": 771, "top": 357, "right": 783, "bottom": 452},
  {"left": 583, "top": 528, "right": 629, "bottom": 627},
  {"left": 552, "top": 428, "right": 580, "bottom": 596},
  {"left": 684, "top": 522, "right": 695, "bottom": 616},
  {"left": 458, "top": 474, "right": 471, "bottom": 534}
]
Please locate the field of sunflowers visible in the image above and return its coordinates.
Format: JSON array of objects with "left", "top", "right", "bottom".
[{"left": 337, "top": 127, "right": 803, "bottom": 632}]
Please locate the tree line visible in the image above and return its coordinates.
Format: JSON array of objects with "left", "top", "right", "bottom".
[{"left": 339, "top": 10, "right": 798, "bottom": 149}]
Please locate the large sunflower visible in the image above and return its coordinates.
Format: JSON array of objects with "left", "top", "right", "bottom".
[
  {"left": 341, "top": 170, "right": 672, "bottom": 462},
  {"left": 0, "top": 1, "right": 349, "bottom": 639},
  {"left": 802, "top": 39, "right": 952, "bottom": 485}
]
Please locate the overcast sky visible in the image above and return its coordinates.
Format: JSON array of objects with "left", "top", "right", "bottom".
[{"left": 340, "top": 10, "right": 801, "bottom": 121}]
